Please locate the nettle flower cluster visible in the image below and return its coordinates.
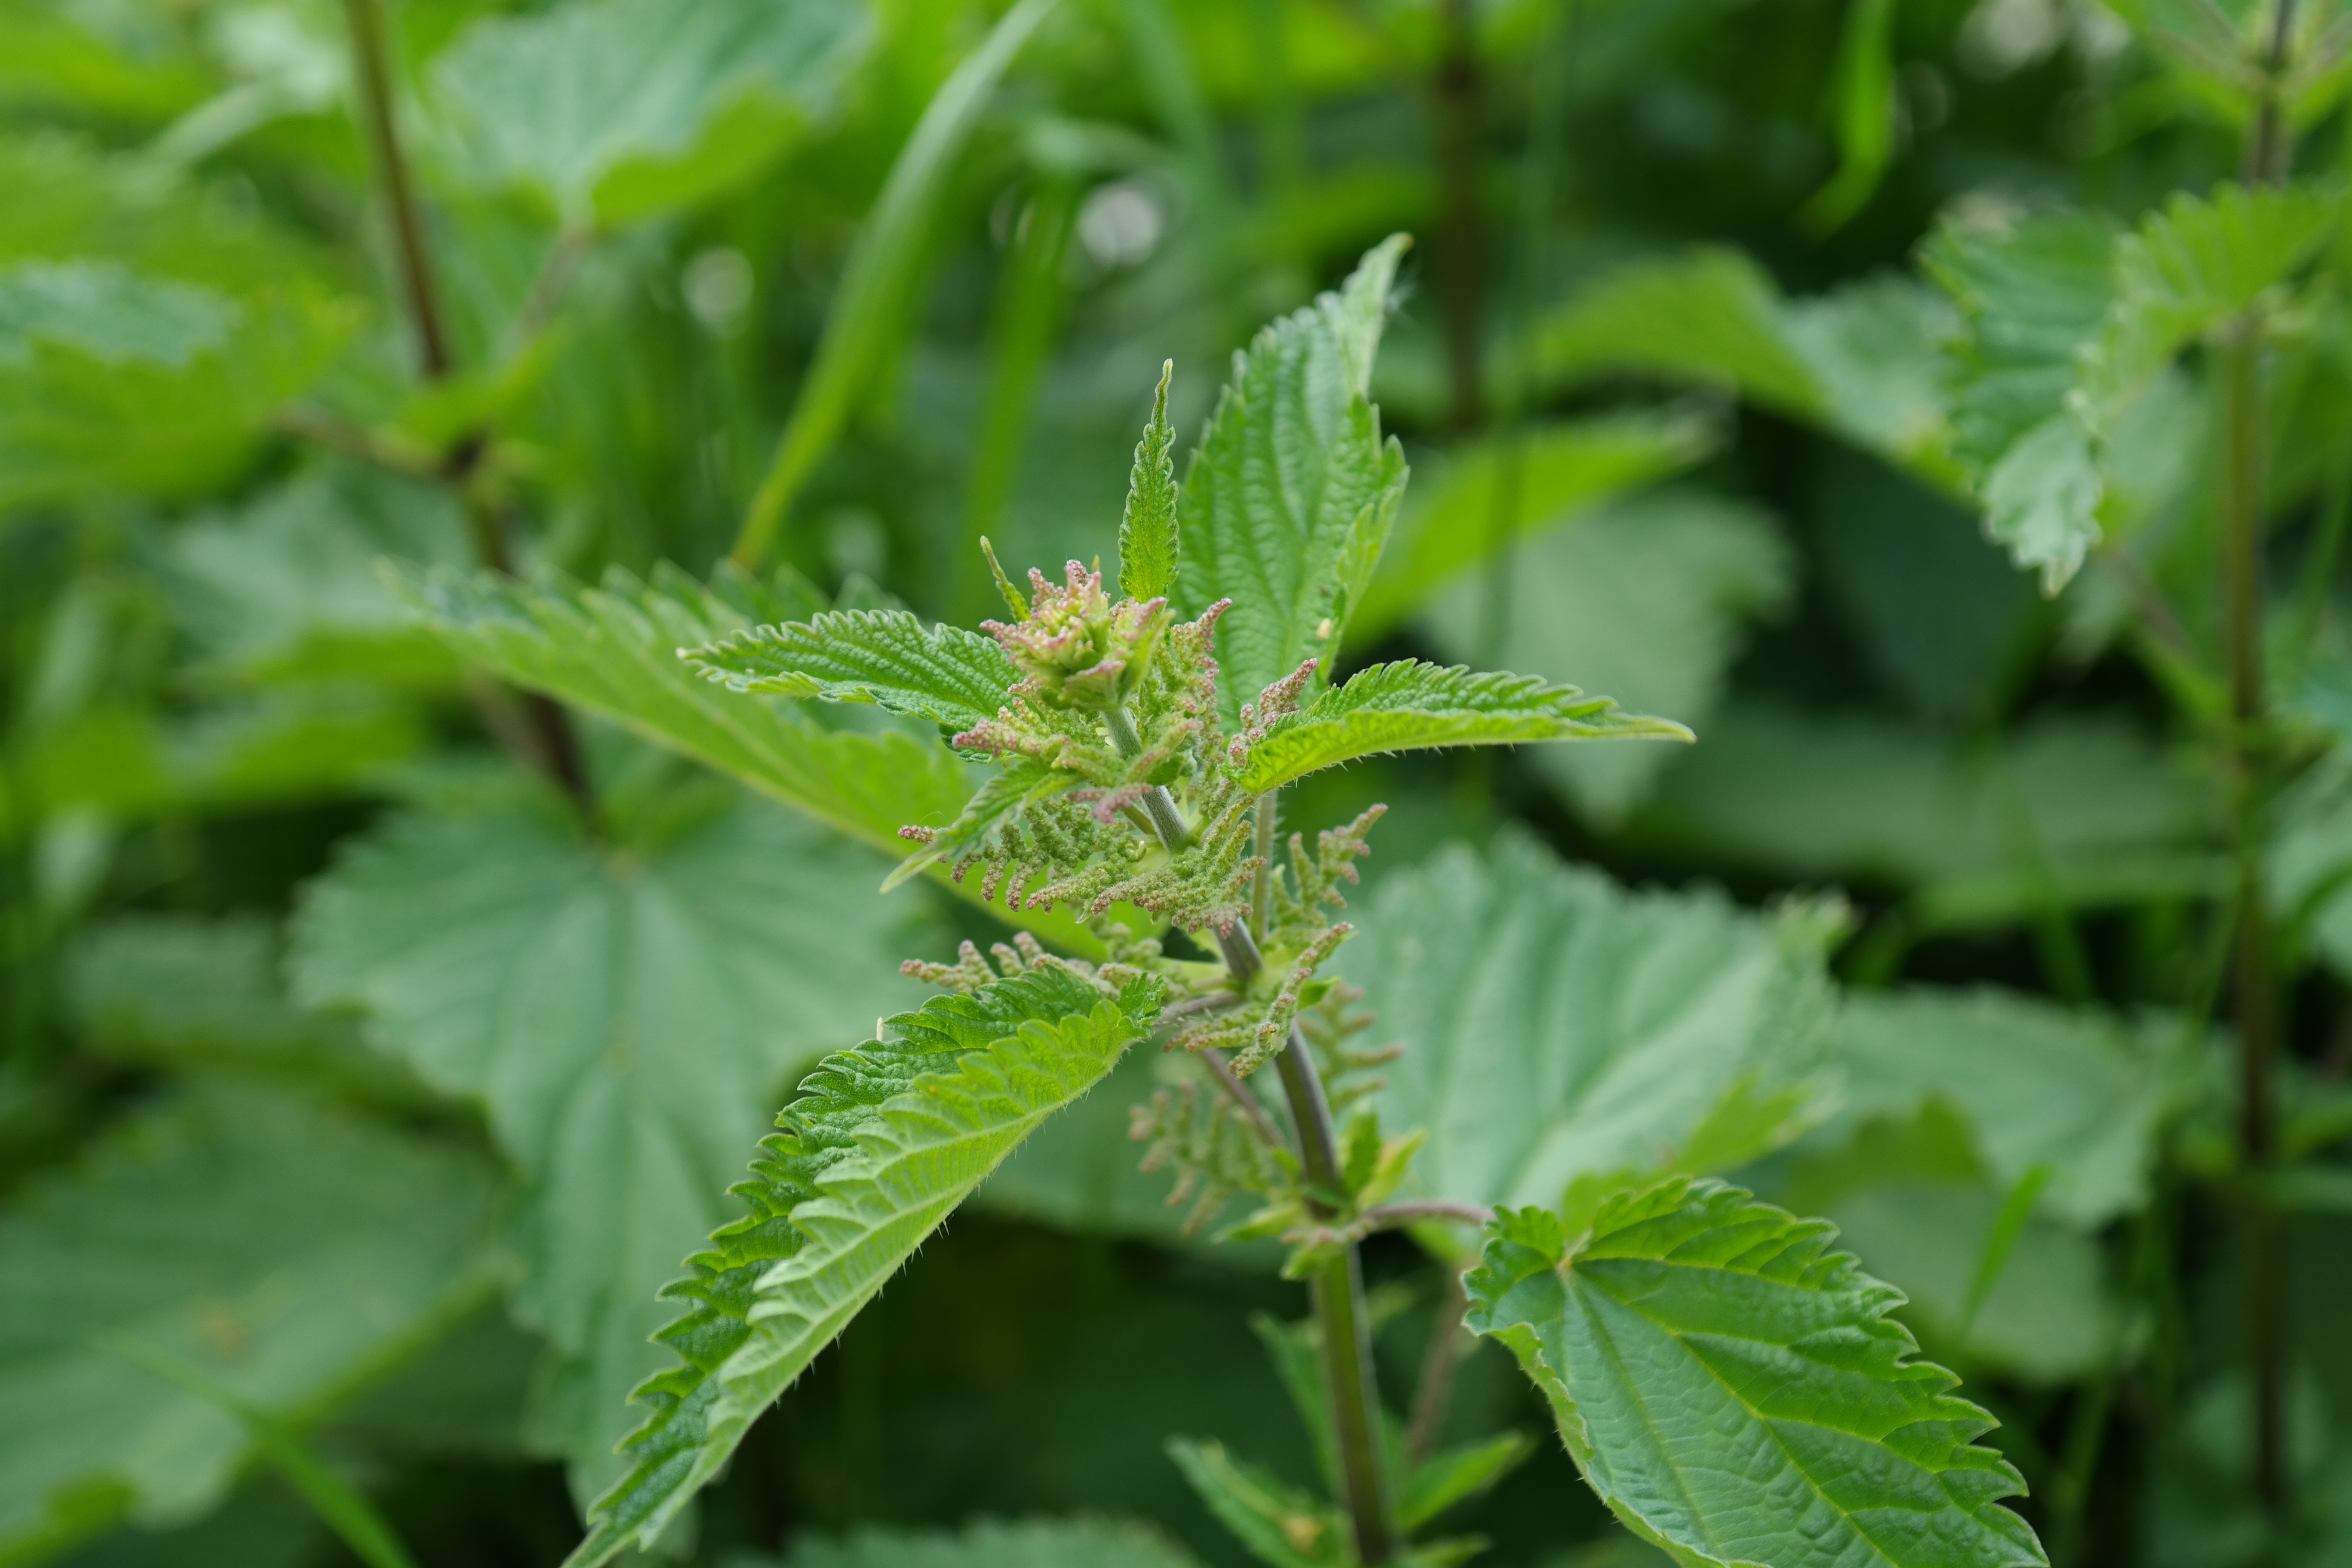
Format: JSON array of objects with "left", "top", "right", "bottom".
[{"left": 909, "top": 549, "right": 1382, "bottom": 1077}]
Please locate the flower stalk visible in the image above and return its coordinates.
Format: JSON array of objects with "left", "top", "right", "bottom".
[{"left": 1106, "top": 711, "right": 1400, "bottom": 1565}]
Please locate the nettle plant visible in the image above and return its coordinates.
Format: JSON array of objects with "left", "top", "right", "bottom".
[{"left": 557, "top": 243, "right": 2049, "bottom": 1568}]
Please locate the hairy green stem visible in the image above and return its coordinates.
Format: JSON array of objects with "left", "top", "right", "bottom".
[
  {"left": 340, "top": 0, "right": 590, "bottom": 813},
  {"left": 2226, "top": 0, "right": 2297, "bottom": 1519},
  {"left": 1106, "top": 712, "right": 1398, "bottom": 1563}
]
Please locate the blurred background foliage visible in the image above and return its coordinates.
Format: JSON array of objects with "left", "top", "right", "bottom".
[{"left": 5, "top": 0, "right": 2352, "bottom": 1564}]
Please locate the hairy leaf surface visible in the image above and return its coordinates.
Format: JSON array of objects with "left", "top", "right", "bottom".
[
  {"left": 0, "top": 1084, "right": 502, "bottom": 1561},
  {"left": 1335, "top": 832, "right": 1834, "bottom": 1249},
  {"left": 685, "top": 609, "right": 1018, "bottom": 731},
  {"left": 1422, "top": 487, "right": 1790, "bottom": 822},
  {"left": 1467, "top": 1180, "right": 2048, "bottom": 1568},
  {"left": 1119, "top": 360, "right": 1181, "bottom": 601},
  {"left": 570, "top": 968, "right": 1164, "bottom": 1565},
  {"left": 432, "top": 0, "right": 870, "bottom": 224},
  {"left": 291, "top": 795, "right": 922, "bottom": 1494},
  {"left": 392, "top": 565, "right": 963, "bottom": 847},
  {"left": 1235, "top": 661, "right": 1688, "bottom": 793},
  {"left": 1177, "top": 236, "right": 1410, "bottom": 723}
]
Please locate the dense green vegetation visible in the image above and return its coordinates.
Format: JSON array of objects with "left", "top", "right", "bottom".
[{"left": 4, "top": 1, "right": 2351, "bottom": 1566}]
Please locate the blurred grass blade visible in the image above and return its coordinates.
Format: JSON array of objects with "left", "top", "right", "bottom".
[
  {"left": 732, "top": 0, "right": 1061, "bottom": 569},
  {"left": 1801, "top": 0, "right": 1896, "bottom": 235},
  {"left": 1960, "top": 1161, "right": 2053, "bottom": 1340},
  {"left": 959, "top": 175, "right": 1078, "bottom": 619},
  {"left": 109, "top": 1341, "right": 420, "bottom": 1568}
]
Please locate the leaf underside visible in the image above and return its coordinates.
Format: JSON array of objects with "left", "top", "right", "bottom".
[
  {"left": 1467, "top": 1178, "right": 2048, "bottom": 1568},
  {"left": 1236, "top": 659, "right": 1689, "bottom": 793},
  {"left": 568, "top": 968, "right": 1164, "bottom": 1566}
]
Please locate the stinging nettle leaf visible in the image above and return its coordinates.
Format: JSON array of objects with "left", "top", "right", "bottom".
[
  {"left": 1234, "top": 660, "right": 1690, "bottom": 794},
  {"left": 1923, "top": 209, "right": 2118, "bottom": 592},
  {"left": 685, "top": 608, "right": 1019, "bottom": 732},
  {"left": 1467, "top": 1178, "right": 2049, "bottom": 1568},
  {"left": 291, "top": 795, "right": 924, "bottom": 1497},
  {"left": 1177, "top": 235, "right": 1411, "bottom": 724},
  {"left": 568, "top": 967, "right": 1164, "bottom": 1565},
  {"left": 1119, "top": 359, "right": 1180, "bottom": 602},
  {"left": 1335, "top": 830, "right": 1836, "bottom": 1247}
]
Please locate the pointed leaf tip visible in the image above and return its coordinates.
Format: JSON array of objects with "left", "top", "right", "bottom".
[
  {"left": 979, "top": 536, "right": 1028, "bottom": 619},
  {"left": 1117, "top": 360, "right": 1180, "bottom": 602}
]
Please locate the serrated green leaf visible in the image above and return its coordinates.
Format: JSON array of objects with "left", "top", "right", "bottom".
[
  {"left": 1120, "top": 359, "right": 1180, "bottom": 601},
  {"left": 1421, "top": 487, "right": 1791, "bottom": 823},
  {"left": 391, "top": 564, "right": 1125, "bottom": 947},
  {"left": 1177, "top": 235, "right": 1411, "bottom": 724},
  {"left": 0, "top": 261, "right": 355, "bottom": 508},
  {"left": 567, "top": 967, "right": 1163, "bottom": 1565},
  {"left": 1350, "top": 409, "right": 1721, "bottom": 640},
  {"left": 1334, "top": 831, "right": 1834, "bottom": 1248},
  {"left": 389, "top": 563, "right": 954, "bottom": 843},
  {"left": 2080, "top": 180, "right": 2342, "bottom": 426},
  {"left": 0, "top": 1084, "right": 502, "bottom": 1562},
  {"left": 1923, "top": 210, "right": 2119, "bottom": 591},
  {"left": 1466, "top": 1179, "right": 2049, "bottom": 1568},
  {"left": 1924, "top": 210, "right": 2119, "bottom": 473},
  {"left": 1235, "top": 661, "right": 1688, "bottom": 793},
  {"left": 685, "top": 609, "right": 1018, "bottom": 731},
  {"left": 430, "top": 0, "right": 871, "bottom": 225},
  {"left": 766, "top": 1517, "right": 1210, "bottom": 1568},
  {"left": 290, "top": 796, "right": 924, "bottom": 1496},
  {"left": 1978, "top": 410, "right": 2101, "bottom": 594}
]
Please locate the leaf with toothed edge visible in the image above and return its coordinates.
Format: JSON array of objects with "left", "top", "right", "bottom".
[
  {"left": 565, "top": 967, "right": 1165, "bottom": 1567},
  {"left": 1176, "top": 236, "right": 1412, "bottom": 727},
  {"left": 1466, "top": 1177, "right": 2048, "bottom": 1568},
  {"left": 1120, "top": 360, "right": 1181, "bottom": 603},
  {"left": 685, "top": 609, "right": 1019, "bottom": 732},
  {"left": 1233, "top": 660, "right": 1691, "bottom": 793}
]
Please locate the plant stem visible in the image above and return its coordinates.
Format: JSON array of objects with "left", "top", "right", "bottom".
[
  {"left": 340, "top": 0, "right": 591, "bottom": 813},
  {"left": 1106, "top": 716, "right": 1398, "bottom": 1563},
  {"left": 1405, "top": 1264, "right": 1470, "bottom": 1467},
  {"left": 2226, "top": 0, "right": 2297, "bottom": 1520}
]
